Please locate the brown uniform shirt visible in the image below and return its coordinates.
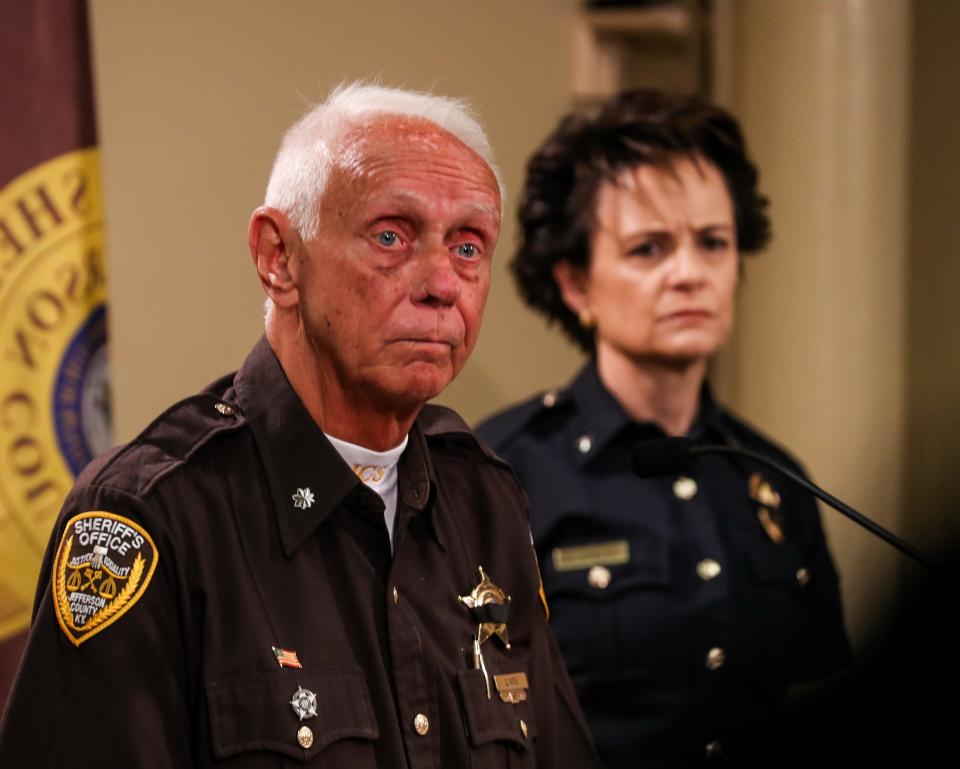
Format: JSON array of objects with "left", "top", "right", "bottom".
[{"left": 0, "top": 338, "right": 599, "bottom": 768}]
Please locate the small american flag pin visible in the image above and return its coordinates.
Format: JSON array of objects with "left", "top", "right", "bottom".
[{"left": 272, "top": 646, "right": 302, "bottom": 669}]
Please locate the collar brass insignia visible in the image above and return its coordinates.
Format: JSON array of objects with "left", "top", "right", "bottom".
[{"left": 749, "top": 473, "right": 786, "bottom": 544}]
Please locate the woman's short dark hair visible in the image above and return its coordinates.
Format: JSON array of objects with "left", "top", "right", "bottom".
[{"left": 511, "top": 89, "right": 771, "bottom": 351}]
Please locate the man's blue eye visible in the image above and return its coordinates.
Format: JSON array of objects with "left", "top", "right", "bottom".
[
  {"left": 377, "top": 231, "right": 399, "bottom": 247},
  {"left": 457, "top": 243, "right": 479, "bottom": 258}
]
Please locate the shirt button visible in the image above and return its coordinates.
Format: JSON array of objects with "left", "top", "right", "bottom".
[
  {"left": 673, "top": 476, "right": 698, "bottom": 500},
  {"left": 586, "top": 565, "right": 612, "bottom": 590},
  {"left": 542, "top": 389, "right": 559, "bottom": 408},
  {"left": 705, "top": 740, "right": 723, "bottom": 759},
  {"left": 519, "top": 718, "right": 528, "bottom": 738},
  {"left": 576, "top": 434, "right": 593, "bottom": 454},
  {"left": 413, "top": 713, "right": 430, "bottom": 736},
  {"left": 392, "top": 586, "right": 399, "bottom": 605},
  {"left": 796, "top": 566, "right": 811, "bottom": 587},
  {"left": 705, "top": 647, "right": 726, "bottom": 671},
  {"left": 697, "top": 559, "right": 722, "bottom": 581},
  {"left": 297, "top": 726, "right": 314, "bottom": 749},
  {"left": 214, "top": 402, "right": 233, "bottom": 416}
]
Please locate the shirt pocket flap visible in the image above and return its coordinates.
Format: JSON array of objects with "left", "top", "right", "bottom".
[
  {"left": 547, "top": 535, "right": 672, "bottom": 596},
  {"left": 457, "top": 668, "right": 536, "bottom": 749},
  {"left": 206, "top": 667, "right": 378, "bottom": 761},
  {"left": 745, "top": 546, "right": 805, "bottom": 586}
]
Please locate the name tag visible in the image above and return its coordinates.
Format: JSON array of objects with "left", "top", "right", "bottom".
[
  {"left": 552, "top": 540, "right": 630, "bottom": 572},
  {"left": 494, "top": 672, "right": 529, "bottom": 703}
]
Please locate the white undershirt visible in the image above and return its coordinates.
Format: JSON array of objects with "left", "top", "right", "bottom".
[{"left": 325, "top": 433, "right": 408, "bottom": 551}]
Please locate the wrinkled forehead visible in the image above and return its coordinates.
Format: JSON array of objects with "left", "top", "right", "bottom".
[{"left": 327, "top": 115, "right": 501, "bottom": 205}]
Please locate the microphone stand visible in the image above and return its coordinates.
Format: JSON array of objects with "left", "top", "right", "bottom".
[{"left": 690, "top": 444, "right": 936, "bottom": 571}]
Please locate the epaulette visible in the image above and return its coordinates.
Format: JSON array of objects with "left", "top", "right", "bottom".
[
  {"left": 474, "top": 387, "right": 573, "bottom": 452},
  {"left": 85, "top": 390, "right": 247, "bottom": 498}
]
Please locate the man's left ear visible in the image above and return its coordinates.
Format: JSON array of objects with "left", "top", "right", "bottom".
[{"left": 248, "top": 206, "right": 302, "bottom": 309}]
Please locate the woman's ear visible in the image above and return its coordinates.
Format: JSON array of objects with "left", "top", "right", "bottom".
[
  {"left": 552, "top": 261, "right": 591, "bottom": 317},
  {"left": 248, "top": 206, "right": 301, "bottom": 309}
]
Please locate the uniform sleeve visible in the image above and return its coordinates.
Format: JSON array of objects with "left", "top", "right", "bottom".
[
  {"left": 0, "top": 483, "right": 194, "bottom": 769},
  {"left": 795, "top": 494, "right": 853, "bottom": 681},
  {"left": 519, "top": 521, "right": 601, "bottom": 768},
  {"left": 533, "top": 618, "right": 603, "bottom": 769}
]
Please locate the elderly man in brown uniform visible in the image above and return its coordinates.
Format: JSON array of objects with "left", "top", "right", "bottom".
[{"left": 0, "top": 83, "right": 599, "bottom": 768}]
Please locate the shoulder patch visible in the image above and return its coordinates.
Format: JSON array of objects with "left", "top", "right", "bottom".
[{"left": 52, "top": 511, "right": 159, "bottom": 647}]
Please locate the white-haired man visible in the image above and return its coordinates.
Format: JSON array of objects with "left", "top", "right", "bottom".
[{"left": 0, "top": 83, "right": 600, "bottom": 768}]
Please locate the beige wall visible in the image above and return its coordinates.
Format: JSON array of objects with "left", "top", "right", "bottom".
[{"left": 88, "top": 0, "right": 584, "bottom": 440}]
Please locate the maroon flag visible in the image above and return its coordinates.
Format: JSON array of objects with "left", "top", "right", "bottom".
[{"left": 0, "top": 0, "right": 112, "bottom": 708}]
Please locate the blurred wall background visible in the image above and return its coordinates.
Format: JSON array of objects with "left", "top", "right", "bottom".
[{"left": 88, "top": 0, "right": 959, "bottom": 648}]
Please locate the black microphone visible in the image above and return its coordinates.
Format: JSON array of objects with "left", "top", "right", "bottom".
[{"left": 632, "top": 437, "right": 936, "bottom": 570}]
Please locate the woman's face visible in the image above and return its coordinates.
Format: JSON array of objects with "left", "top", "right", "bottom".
[{"left": 557, "top": 156, "right": 739, "bottom": 368}]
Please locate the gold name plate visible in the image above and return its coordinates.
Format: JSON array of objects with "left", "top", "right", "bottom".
[
  {"left": 494, "top": 671, "right": 529, "bottom": 703},
  {"left": 552, "top": 540, "right": 629, "bottom": 572}
]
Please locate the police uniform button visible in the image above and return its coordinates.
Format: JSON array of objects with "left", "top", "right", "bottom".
[
  {"left": 796, "top": 567, "right": 811, "bottom": 587},
  {"left": 705, "top": 740, "right": 723, "bottom": 759},
  {"left": 542, "top": 389, "right": 559, "bottom": 408},
  {"left": 297, "top": 726, "right": 314, "bottom": 749},
  {"left": 392, "top": 586, "right": 399, "bottom": 605},
  {"left": 697, "top": 559, "right": 722, "bottom": 581},
  {"left": 414, "top": 713, "right": 430, "bottom": 735},
  {"left": 587, "top": 565, "right": 612, "bottom": 590},
  {"left": 214, "top": 402, "right": 233, "bottom": 416},
  {"left": 519, "top": 718, "right": 528, "bottom": 738},
  {"left": 673, "top": 476, "right": 697, "bottom": 500},
  {"left": 705, "top": 647, "right": 726, "bottom": 671},
  {"left": 576, "top": 434, "right": 593, "bottom": 454}
]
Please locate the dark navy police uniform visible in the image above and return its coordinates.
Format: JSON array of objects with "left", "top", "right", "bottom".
[
  {"left": 477, "top": 361, "right": 851, "bottom": 767},
  {"left": 0, "top": 338, "right": 599, "bottom": 769}
]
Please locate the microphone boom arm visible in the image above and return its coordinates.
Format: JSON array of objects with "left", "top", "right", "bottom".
[{"left": 689, "top": 444, "right": 936, "bottom": 570}]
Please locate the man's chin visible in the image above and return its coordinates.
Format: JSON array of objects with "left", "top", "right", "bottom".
[{"left": 377, "top": 362, "right": 456, "bottom": 408}]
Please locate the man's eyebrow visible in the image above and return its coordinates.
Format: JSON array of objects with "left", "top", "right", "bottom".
[{"left": 369, "top": 190, "right": 500, "bottom": 220}]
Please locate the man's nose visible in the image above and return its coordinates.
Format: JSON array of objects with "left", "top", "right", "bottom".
[{"left": 414, "top": 244, "right": 461, "bottom": 306}]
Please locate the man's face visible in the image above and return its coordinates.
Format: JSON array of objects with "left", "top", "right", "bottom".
[{"left": 294, "top": 117, "right": 501, "bottom": 412}]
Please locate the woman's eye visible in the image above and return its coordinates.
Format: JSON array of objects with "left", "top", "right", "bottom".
[
  {"left": 628, "top": 241, "right": 661, "bottom": 258},
  {"left": 456, "top": 243, "right": 480, "bottom": 258},
  {"left": 376, "top": 230, "right": 400, "bottom": 247},
  {"left": 702, "top": 236, "right": 730, "bottom": 252}
]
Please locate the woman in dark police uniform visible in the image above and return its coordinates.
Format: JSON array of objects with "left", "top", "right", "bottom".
[{"left": 477, "top": 90, "right": 851, "bottom": 767}]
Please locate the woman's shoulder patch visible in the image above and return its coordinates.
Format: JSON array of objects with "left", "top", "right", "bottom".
[{"left": 52, "top": 511, "right": 159, "bottom": 647}]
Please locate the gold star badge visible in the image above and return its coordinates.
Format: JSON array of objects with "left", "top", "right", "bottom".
[{"left": 459, "top": 566, "right": 511, "bottom": 649}]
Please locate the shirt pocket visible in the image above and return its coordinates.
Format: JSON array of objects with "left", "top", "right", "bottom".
[
  {"left": 545, "top": 535, "right": 674, "bottom": 680},
  {"left": 205, "top": 666, "right": 378, "bottom": 766},
  {"left": 457, "top": 668, "right": 536, "bottom": 769},
  {"left": 739, "top": 545, "right": 811, "bottom": 675}
]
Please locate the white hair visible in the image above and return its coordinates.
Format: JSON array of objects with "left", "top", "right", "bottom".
[{"left": 264, "top": 82, "right": 504, "bottom": 239}]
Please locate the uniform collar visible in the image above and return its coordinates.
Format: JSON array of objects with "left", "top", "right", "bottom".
[
  {"left": 233, "top": 337, "right": 441, "bottom": 555},
  {"left": 566, "top": 359, "right": 727, "bottom": 467}
]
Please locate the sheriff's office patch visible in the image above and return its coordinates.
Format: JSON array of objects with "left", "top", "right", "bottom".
[{"left": 52, "top": 511, "right": 158, "bottom": 646}]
